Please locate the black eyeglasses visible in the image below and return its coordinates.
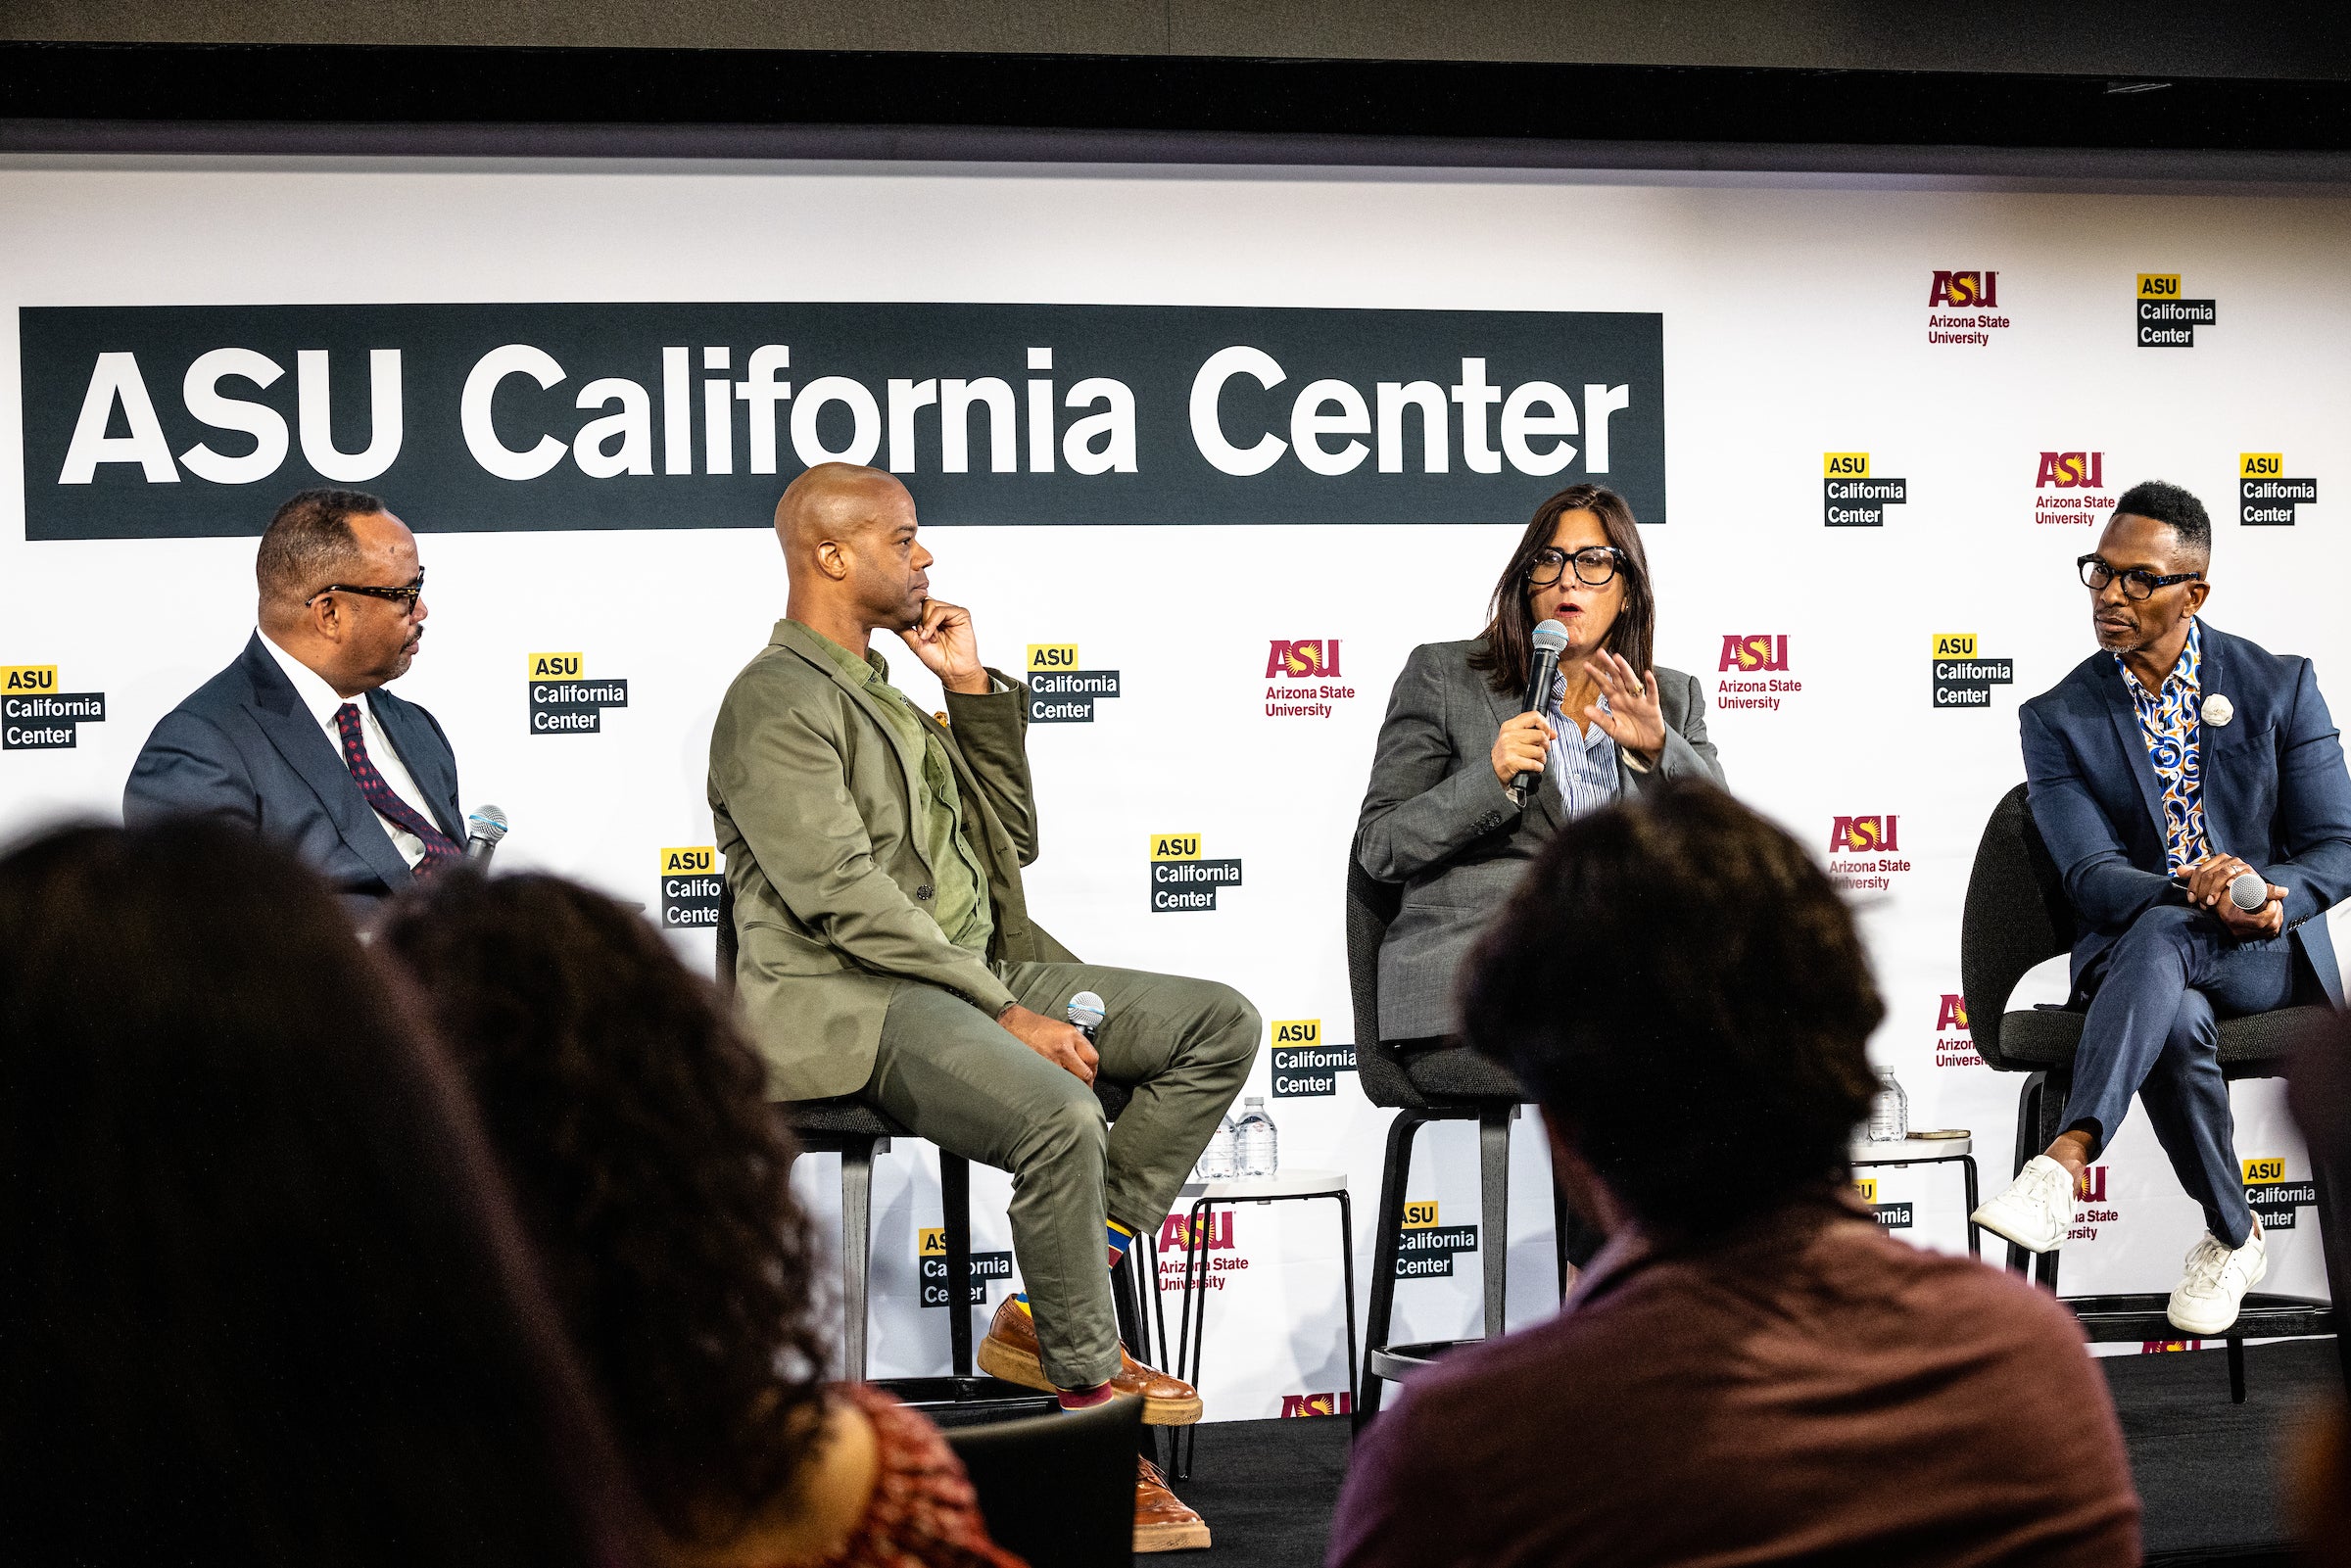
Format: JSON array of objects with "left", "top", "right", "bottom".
[
  {"left": 308, "top": 568, "right": 425, "bottom": 615},
  {"left": 1526, "top": 546, "right": 1627, "bottom": 588},
  {"left": 2077, "top": 555, "right": 2199, "bottom": 601}
]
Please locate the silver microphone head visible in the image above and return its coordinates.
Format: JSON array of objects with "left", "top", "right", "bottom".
[
  {"left": 2229, "top": 870, "right": 2268, "bottom": 912},
  {"left": 1067, "top": 990, "right": 1107, "bottom": 1032},
  {"left": 1530, "top": 619, "right": 1570, "bottom": 655},
  {"left": 466, "top": 803, "right": 509, "bottom": 845}
]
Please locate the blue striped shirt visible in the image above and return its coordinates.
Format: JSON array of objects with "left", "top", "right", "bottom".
[{"left": 1546, "top": 675, "right": 1621, "bottom": 821}]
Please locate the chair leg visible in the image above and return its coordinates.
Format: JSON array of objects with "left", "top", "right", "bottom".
[
  {"left": 2006, "top": 1073, "right": 2043, "bottom": 1278},
  {"left": 840, "top": 1139, "right": 878, "bottom": 1382},
  {"left": 2312, "top": 1152, "right": 2351, "bottom": 1399},
  {"left": 941, "top": 1152, "right": 974, "bottom": 1377},
  {"left": 1478, "top": 1107, "right": 1515, "bottom": 1342},
  {"left": 2035, "top": 1069, "right": 2070, "bottom": 1296},
  {"left": 1357, "top": 1112, "right": 1425, "bottom": 1428}
]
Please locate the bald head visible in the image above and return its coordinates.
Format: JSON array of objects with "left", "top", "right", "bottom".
[
  {"left": 777, "top": 464, "right": 933, "bottom": 644},
  {"left": 776, "top": 464, "right": 910, "bottom": 567}
]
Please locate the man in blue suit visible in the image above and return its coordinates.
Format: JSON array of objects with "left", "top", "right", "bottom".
[
  {"left": 1974, "top": 480, "right": 2351, "bottom": 1334},
  {"left": 125, "top": 489, "right": 463, "bottom": 916}
]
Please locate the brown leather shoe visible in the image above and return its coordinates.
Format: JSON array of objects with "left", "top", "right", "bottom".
[
  {"left": 975, "top": 1296, "right": 1205, "bottom": 1425},
  {"left": 1134, "top": 1457, "right": 1211, "bottom": 1552}
]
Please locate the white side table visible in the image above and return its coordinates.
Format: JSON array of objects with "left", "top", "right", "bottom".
[
  {"left": 1849, "top": 1134, "right": 1980, "bottom": 1257},
  {"left": 1153, "top": 1167, "right": 1356, "bottom": 1480}
]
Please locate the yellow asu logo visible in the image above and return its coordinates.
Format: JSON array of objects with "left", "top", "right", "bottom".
[
  {"left": 1026, "top": 643, "right": 1080, "bottom": 671},
  {"left": 1853, "top": 1177, "right": 1878, "bottom": 1203},
  {"left": 1932, "top": 634, "right": 1976, "bottom": 657},
  {"left": 1, "top": 665, "right": 58, "bottom": 692},
  {"left": 1149, "top": 833, "right": 1200, "bottom": 861},
  {"left": 1823, "top": 452, "right": 1869, "bottom": 477},
  {"left": 1402, "top": 1201, "right": 1440, "bottom": 1229},
  {"left": 660, "top": 846, "right": 715, "bottom": 876},
  {"left": 2243, "top": 1157, "right": 2286, "bottom": 1183},
  {"left": 1271, "top": 1019, "right": 1319, "bottom": 1047},
  {"left": 2137, "top": 273, "right": 2183, "bottom": 299},
  {"left": 2241, "top": 453, "right": 2283, "bottom": 478},
  {"left": 527, "top": 651, "right": 584, "bottom": 679}
]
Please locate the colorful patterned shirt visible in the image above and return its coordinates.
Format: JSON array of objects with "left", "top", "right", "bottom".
[{"left": 2117, "top": 618, "right": 2210, "bottom": 873}]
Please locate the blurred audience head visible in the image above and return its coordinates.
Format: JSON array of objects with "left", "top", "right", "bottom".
[
  {"left": 381, "top": 872, "right": 831, "bottom": 1548},
  {"left": 1462, "top": 781, "right": 1884, "bottom": 1239},
  {"left": 0, "top": 821, "right": 634, "bottom": 1568}
]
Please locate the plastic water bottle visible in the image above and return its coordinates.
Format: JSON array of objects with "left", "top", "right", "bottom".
[
  {"left": 1233, "top": 1097, "right": 1279, "bottom": 1179},
  {"left": 1195, "top": 1115, "right": 1239, "bottom": 1181},
  {"left": 1868, "top": 1069, "right": 1909, "bottom": 1142}
]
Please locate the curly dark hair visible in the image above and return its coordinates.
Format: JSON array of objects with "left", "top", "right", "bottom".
[
  {"left": 1459, "top": 781, "right": 1884, "bottom": 1236},
  {"left": 380, "top": 872, "right": 831, "bottom": 1545}
]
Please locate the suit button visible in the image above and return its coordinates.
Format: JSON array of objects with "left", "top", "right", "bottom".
[{"left": 915, "top": 884, "right": 935, "bottom": 899}]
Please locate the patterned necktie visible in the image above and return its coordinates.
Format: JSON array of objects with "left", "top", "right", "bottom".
[{"left": 333, "top": 702, "right": 460, "bottom": 875}]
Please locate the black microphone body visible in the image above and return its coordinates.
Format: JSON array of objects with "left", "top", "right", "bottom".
[{"left": 1513, "top": 620, "right": 1571, "bottom": 799}]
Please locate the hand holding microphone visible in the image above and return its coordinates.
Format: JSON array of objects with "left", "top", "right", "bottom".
[
  {"left": 1494, "top": 619, "right": 1570, "bottom": 800},
  {"left": 2180, "top": 853, "right": 2287, "bottom": 936},
  {"left": 995, "top": 994, "right": 1100, "bottom": 1083}
]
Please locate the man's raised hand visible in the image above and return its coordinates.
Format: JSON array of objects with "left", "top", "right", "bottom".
[{"left": 899, "top": 597, "right": 989, "bottom": 695}]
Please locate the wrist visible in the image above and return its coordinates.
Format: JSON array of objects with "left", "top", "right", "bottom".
[
  {"left": 994, "top": 999, "right": 1022, "bottom": 1022},
  {"left": 946, "top": 669, "right": 992, "bottom": 696}
]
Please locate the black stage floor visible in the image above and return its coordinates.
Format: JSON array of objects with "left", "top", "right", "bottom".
[{"left": 1171, "top": 1339, "right": 2338, "bottom": 1567}]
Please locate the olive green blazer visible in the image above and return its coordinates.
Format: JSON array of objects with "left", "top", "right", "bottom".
[{"left": 708, "top": 619, "right": 1075, "bottom": 1100}]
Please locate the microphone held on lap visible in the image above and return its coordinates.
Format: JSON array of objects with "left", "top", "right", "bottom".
[
  {"left": 1067, "top": 990, "right": 1106, "bottom": 1040},
  {"left": 2229, "top": 869, "right": 2268, "bottom": 912},
  {"left": 464, "top": 803, "right": 509, "bottom": 865},
  {"left": 1514, "top": 619, "right": 1570, "bottom": 801}
]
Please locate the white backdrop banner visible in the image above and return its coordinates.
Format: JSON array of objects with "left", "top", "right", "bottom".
[{"left": 4, "top": 155, "right": 2345, "bottom": 1416}]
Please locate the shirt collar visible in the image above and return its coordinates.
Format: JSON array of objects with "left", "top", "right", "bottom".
[
  {"left": 258, "top": 629, "right": 361, "bottom": 728},
  {"left": 2117, "top": 617, "right": 2202, "bottom": 701},
  {"left": 795, "top": 620, "right": 890, "bottom": 685},
  {"left": 1549, "top": 674, "right": 1615, "bottom": 749}
]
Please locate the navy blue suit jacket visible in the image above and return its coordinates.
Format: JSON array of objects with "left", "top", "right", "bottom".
[
  {"left": 123, "top": 634, "right": 462, "bottom": 913},
  {"left": 2021, "top": 619, "right": 2351, "bottom": 1009}
]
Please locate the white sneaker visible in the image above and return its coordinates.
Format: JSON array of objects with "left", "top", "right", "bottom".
[
  {"left": 2168, "top": 1219, "right": 2267, "bottom": 1336},
  {"left": 1970, "top": 1155, "right": 2076, "bottom": 1254}
]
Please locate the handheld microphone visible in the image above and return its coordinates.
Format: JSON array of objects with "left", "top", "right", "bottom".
[
  {"left": 2229, "top": 870, "right": 2269, "bottom": 912},
  {"left": 1515, "top": 619, "right": 1570, "bottom": 799},
  {"left": 1067, "top": 990, "right": 1106, "bottom": 1040},
  {"left": 464, "top": 803, "right": 509, "bottom": 865}
]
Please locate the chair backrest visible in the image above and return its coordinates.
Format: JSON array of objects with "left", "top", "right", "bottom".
[
  {"left": 1345, "top": 835, "right": 1425, "bottom": 1111},
  {"left": 715, "top": 876, "right": 738, "bottom": 995},
  {"left": 944, "top": 1394, "right": 1141, "bottom": 1568},
  {"left": 1960, "top": 783, "right": 2078, "bottom": 1070}
]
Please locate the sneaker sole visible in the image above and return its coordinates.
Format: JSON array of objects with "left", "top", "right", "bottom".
[
  {"left": 978, "top": 1336, "right": 1205, "bottom": 1426},
  {"left": 1969, "top": 1202, "right": 2066, "bottom": 1255},
  {"left": 2168, "top": 1250, "right": 2270, "bottom": 1337},
  {"left": 1136, "top": 1518, "right": 1214, "bottom": 1551}
]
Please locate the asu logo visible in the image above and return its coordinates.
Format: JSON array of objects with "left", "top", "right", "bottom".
[
  {"left": 658, "top": 846, "right": 721, "bottom": 929},
  {"left": 1280, "top": 1392, "right": 1355, "bottom": 1418},
  {"left": 1829, "top": 814, "right": 1900, "bottom": 853},
  {"left": 1159, "top": 1211, "right": 1236, "bottom": 1253},
  {"left": 1929, "top": 269, "right": 1999, "bottom": 308},
  {"left": 1937, "top": 994, "right": 1969, "bottom": 1031},
  {"left": 2075, "top": 1165, "right": 2107, "bottom": 1203},
  {"left": 1266, "top": 639, "right": 1342, "bottom": 679},
  {"left": 1717, "top": 634, "right": 1790, "bottom": 673},
  {"left": 2037, "top": 451, "right": 2105, "bottom": 489},
  {"left": 1, "top": 664, "right": 107, "bottom": 750}
]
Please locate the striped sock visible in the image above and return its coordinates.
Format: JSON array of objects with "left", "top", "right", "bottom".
[{"left": 1106, "top": 1218, "right": 1137, "bottom": 1266}]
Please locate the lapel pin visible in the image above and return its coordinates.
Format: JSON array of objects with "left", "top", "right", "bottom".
[{"left": 2201, "top": 693, "right": 2233, "bottom": 728}]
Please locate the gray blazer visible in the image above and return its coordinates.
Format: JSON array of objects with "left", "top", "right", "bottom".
[{"left": 1356, "top": 638, "right": 1724, "bottom": 1040}]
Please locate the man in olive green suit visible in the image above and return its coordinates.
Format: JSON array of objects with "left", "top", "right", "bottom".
[{"left": 709, "top": 464, "right": 1258, "bottom": 1550}]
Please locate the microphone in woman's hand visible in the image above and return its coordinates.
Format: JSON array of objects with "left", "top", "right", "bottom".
[{"left": 1516, "top": 620, "right": 1570, "bottom": 796}]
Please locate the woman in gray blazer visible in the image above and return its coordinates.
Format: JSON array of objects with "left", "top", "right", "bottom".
[{"left": 1357, "top": 483, "right": 1726, "bottom": 1048}]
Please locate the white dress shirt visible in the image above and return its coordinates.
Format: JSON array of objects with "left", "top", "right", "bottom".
[{"left": 259, "top": 630, "right": 437, "bottom": 869}]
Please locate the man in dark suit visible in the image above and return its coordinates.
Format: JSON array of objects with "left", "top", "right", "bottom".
[
  {"left": 1974, "top": 479, "right": 2351, "bottom": 1335},
  {"left": 125, "top": 488, "right": 463, "bottom": 915}
]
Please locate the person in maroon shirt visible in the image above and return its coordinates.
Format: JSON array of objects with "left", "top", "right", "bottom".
[{"left": 1331, "top": 782, "right": 2140, "bottom": 1568}]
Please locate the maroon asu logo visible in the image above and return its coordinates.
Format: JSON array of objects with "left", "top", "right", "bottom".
[
  {"left": 1829, "top": 815, "right": 1900, "bottom": 853},
  {"left": 1929, "top": 270, "right": 1999, "bottom": 308},
  {"left": 1265, "top": 639, "right": 1341, "bottom": 679},
  {"left": 1717, "top": 634, "right": 1789, "bottom": 673}
]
